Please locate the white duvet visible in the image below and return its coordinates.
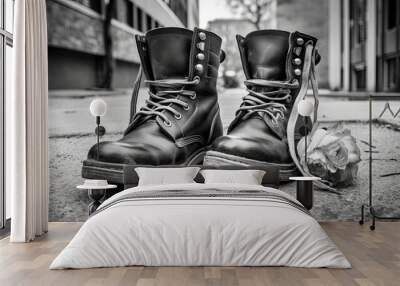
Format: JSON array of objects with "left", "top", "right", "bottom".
[{"left": 50, "top": 183, "right": 350, "bottom": 269}]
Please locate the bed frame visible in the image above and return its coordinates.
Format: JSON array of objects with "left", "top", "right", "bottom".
[
  {"left": 82, "top": 161, "right": 280, "bottom": 191},
  {"left": 82, "top": 164, "right": 316, "bottom": 214}
]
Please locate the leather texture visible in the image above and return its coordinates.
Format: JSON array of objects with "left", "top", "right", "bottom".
[
  {"left": 209, "top": 30, "right": 318, "bottom": 165},
  {"left": 87, "top": 27, "right": 223, "bottom": 166},
  {"left": 241, "top": 30, "right": 290, "bottom": 80}
]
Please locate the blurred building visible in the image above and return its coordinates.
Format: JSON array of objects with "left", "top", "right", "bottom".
[
  {"left": 207, "top": 0, "right": 330, "bottom": 88},
  {"left": 208, "top": 0, "right": 399, "bottom": 93},
  {"left": 267, "top": 0, "right": 398, "bottom": 93},
  {"left": 275, "top": 0, "right": 329, "bottom": 88},
  {"left": 329, "top": 0, "right": 399, "bottom": 92},
  {"left": 207, "top": 19, "right": 255, "bottom": 80},
  {"left": 207, "top": 7, "right": 276, "bottom": 84},
  {"left": 47, "top": 0, "right": 199, "bottom": 89}
]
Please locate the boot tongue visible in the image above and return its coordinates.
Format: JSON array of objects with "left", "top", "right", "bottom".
[
  {"left": 244, "top": 30, "right": 290, "bottom": 81},
  {"left": 146, "top": 28, "right": 193, "bottom": 80},
  {"left": 240, "top": 30, "right": 291, "bottom": 139}
]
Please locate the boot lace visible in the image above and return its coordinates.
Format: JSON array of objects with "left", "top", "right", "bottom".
[
  {"left": 135, "top": 76, "right": 200, "bottom": 126},
  {"left": 238, "top": 79, "right": 299, "bottom": 123}
]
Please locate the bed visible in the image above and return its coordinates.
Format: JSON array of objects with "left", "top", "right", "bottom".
[{"left": 50, "top": 166, "right": 350, "bottom": 269}]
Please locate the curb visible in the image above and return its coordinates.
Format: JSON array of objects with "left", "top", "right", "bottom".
[
  {"left": 49, "top": 89, "right": 133, "bottom": 98},
  {"left": 311, "top": 90, "right": 400, "bottom": 100}
]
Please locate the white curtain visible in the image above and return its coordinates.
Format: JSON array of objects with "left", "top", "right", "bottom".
[{"left": 8, "top": 0, "right": 49, "bottom": 242}]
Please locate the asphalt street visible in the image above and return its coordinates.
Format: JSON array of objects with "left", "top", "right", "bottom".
[{"left": 49, "top": 88, "right": 400, "bottom": 137}]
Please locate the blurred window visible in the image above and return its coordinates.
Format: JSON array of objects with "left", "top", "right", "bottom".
[
  {"left": 72, "top": 0, "right": 102, "bottom": 13},
  {"left": 168, "top": 0, "right": 187, "bottom": 26},
  {"left": 136, "top": 7, "right": 143, "bottom": 32},
  {"left": 146, "top": 14, "right": 152, "bottom": 31},
  {"left": 387, "top": 0, "right": 397, "bottom": 29},
  {"left": 355, "top": 69, "right": 366, "bottom": 90},
  {"left": 1, "top": 0, "right": 14, "bottom": 228},
  {"left": 386, "top": 58, "right": 397, "bottom": 91},
  {"left": 350, "top": 0, "right": 367, "bottom": 44},
  {"left": 357, "top": 0, "right": 366, "bottom": 43},
  {"left": 126, "top": 1, "right": 134, "bottom": 27},
  {"left": 114, "top": 0, "right": 133, "bottom": 25}
]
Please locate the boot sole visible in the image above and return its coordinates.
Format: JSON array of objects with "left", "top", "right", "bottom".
[
  {"left": 81, "top": 147, "right": 209, "bottom": 186},
  {"left": 203, "top": 151, "right": 299, "bottom": 182}
]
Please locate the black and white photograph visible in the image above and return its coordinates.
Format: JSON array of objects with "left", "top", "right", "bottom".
[{"left": 1, "top": 0, "right": 400, "bottom": 285}]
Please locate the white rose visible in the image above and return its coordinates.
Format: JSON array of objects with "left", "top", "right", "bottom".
[{"left": 297, "top": 124, "right": 361, "bottom": 187}]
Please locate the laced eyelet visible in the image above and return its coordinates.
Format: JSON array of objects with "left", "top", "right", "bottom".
[
  {"left": 193, "top": 76, "right": 201, "bottom": 84},
  {"left": 286, "top": 96, "right": 292, "bottom": 103},
  {"left": 184, "top": 104, "right": 190, "bottom": 111},
  {"left": 164, "top": 120, "right": 172, "bottom": 127},
  {"left": 190, "top": 93, "right": 197, "bottom": 100},
  {"left": 174, "top": 113, "right": 182, "bottom": 120}
]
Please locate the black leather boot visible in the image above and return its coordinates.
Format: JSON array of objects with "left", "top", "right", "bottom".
[
  {"left": 204, "top": 30, "right": 324, "bottom": 184},
  {"left": 82, "top": 27, "right": 224, "bottom": 185}
]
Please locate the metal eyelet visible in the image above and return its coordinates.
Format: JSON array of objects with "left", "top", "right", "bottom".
[
  {"left": 196, "top": 53, "right": 205, "bottom": 61},
  {"left": 184, "top": 104, "right": 190, "bottom": 111},
  {"left": 190, "top": 93, "right": 197, "bottom": 100},
  {"left": 164, "top": 120, "right": 172, "bottom": 127},
  {"left": 286, "top": 95, "right": 292, "bottom": 103},
  {"left": 296, "top": 38, "right": 304, "bottom": 45},
  {"left": 174, "top": 113, "right": 182, "bottom": 120},
  {"left": 293, "top": 58, "right": 302, "bottom": 65},
  {"left": 193, "top": 76, "right": 201, "bottom": 84},
  {"left": 196, "top": 42, "right": 205, "bottom": 51},
  {"left": 198, "top": 32, "right": 206, "bottom": 41},
  {"left": 195, "top": 64, "right": 204, "bottom": 74},
  {"left": 293, "top": 47, "right": 302, "bottom": 56}
]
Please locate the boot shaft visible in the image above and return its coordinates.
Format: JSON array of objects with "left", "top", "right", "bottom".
[
  {"left": 125, "top": 27, "right": 224, "bottom": 145},
  {"left": 230, "top": 30, "right": 320, "bottom": 139},
  {"left": 237, "top": 30, "right": 319, "bottom": 84},
  {"left": 135, "top": 27, "right": 223, "bottom": 96}
]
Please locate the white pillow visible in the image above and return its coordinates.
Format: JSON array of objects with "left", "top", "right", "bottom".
[
  {"left": 200, "top": 169, "right": 266, "bottom": 185},
  {"left": 135, "top": 167, "right": 200, "bottom": 186}
]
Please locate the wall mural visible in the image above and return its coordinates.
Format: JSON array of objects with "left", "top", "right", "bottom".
[{"left": 47, "top": 0, "right": 399, "bottom": 222}]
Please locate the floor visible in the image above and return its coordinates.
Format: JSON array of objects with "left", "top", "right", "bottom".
[{"left": 0, "top": 222, "right": 399, "bottom": 286}]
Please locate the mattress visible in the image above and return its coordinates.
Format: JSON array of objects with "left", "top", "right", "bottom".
[{"left": 50, "top": 183, "right": 350, "bottom": 269}]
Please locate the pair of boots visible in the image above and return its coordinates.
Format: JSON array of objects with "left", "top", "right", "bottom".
[{"left": 82, "top": 27, "right": 321, "bottom": 185}]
